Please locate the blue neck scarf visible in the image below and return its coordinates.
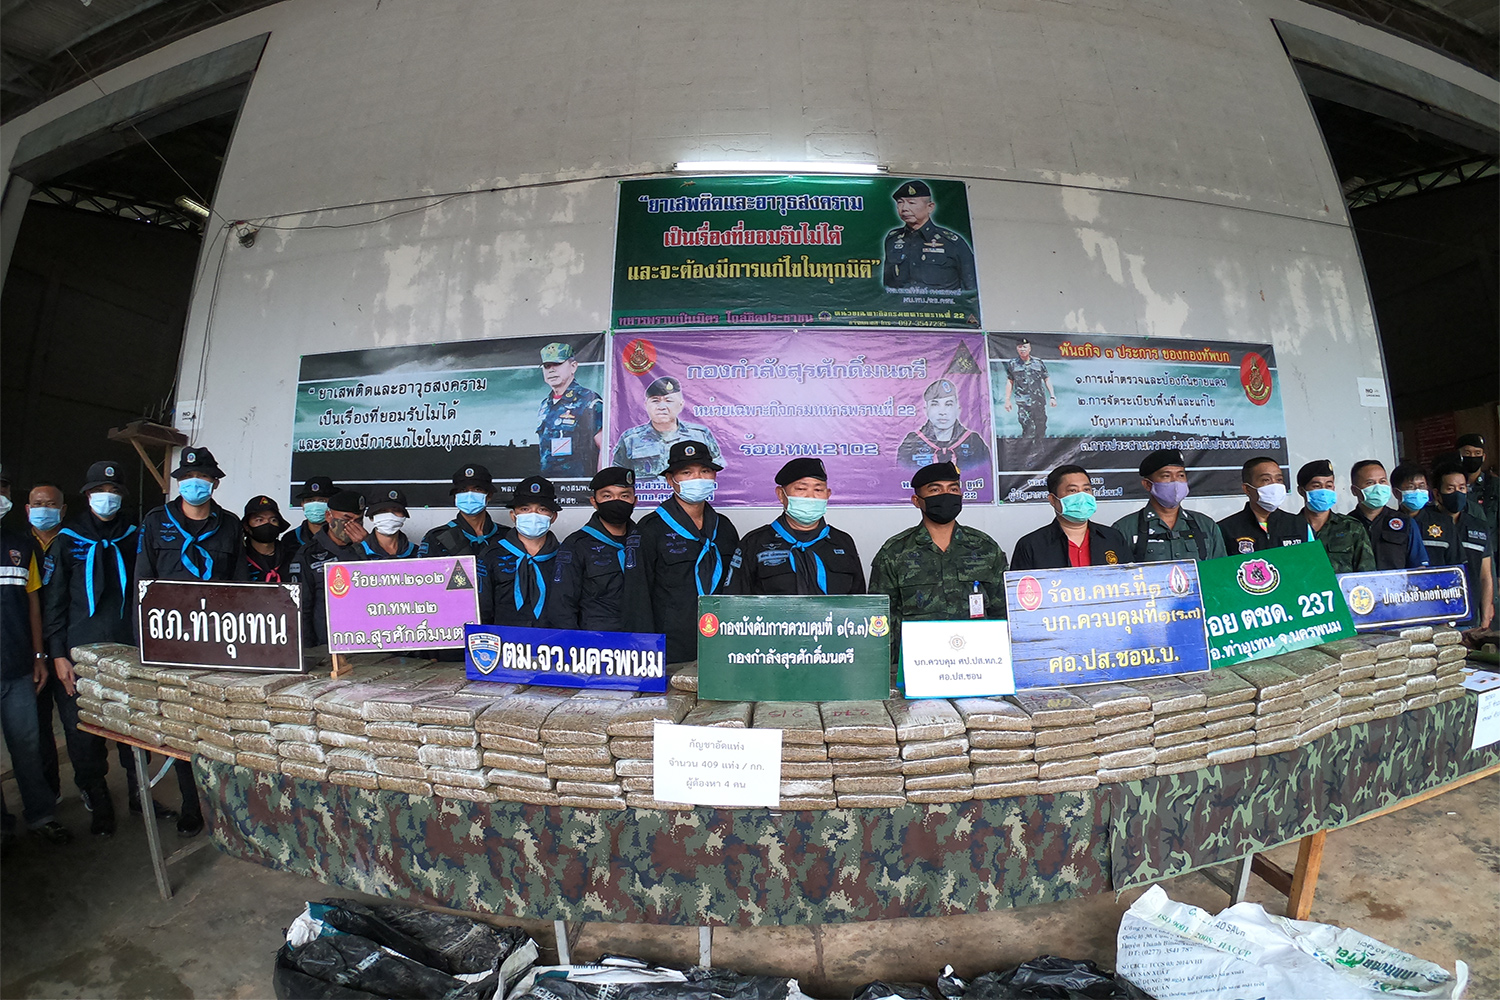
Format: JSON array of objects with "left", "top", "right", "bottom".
[
  {"left": 581, "top": 524, "right": 627, "bottom": 572},
  {"left": 496, "top": 536, "right": 556, "bottom": 618},
  {"left": 655, "top": 503, "right": 723, "bottom": 596},
  {"left": 770, "top": 518, "right": 830, "bottom": 594},
  {"left": 58, "top": 523, "right": 137, "bottom": 616},
  {"left": 163, "top": 504, "right": 218, "bottom": 580}
]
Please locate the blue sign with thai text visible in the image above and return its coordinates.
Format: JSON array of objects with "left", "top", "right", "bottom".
[
  {"left": 464, "top": 624, "right": 667, "bottom": 692},
  {"left": 1337, "top": 567, "right": 1470, "bottom": 631},
  {"left": 1003, "top": 560, "right": 1211, "bottom": 689}
]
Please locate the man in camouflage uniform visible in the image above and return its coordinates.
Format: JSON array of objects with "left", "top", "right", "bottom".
[
  {"left": 869, "top": 462, "right": 1008, "bottom": 675},
  {"left": 1001, "top": 338, "right": 1056, "bottom": 440},
  {"left": 896, "top": 378, "right": 991, "bottom": 474},
  {"left": 881, "top": 180, "right": 976, "bottom": 292},
  {"left": 611, "top": 375, "right": 724, "bottom": 479},
  {"left": 535, "top": 342, "right": 602, "bottom": 478},
  {"left": 1286, "top": 459, "right": 1376, "bottom": 574}
]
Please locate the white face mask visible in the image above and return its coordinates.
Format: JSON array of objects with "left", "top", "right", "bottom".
[
  {"left": 372, "top": 513, "right": 406, "bottom": 536},
  {"left": 1253, "top": 483, "right": 1288, "bottom": 511},
  {"left": 0, "top": 496, "right": 11, "bottom": 519}
]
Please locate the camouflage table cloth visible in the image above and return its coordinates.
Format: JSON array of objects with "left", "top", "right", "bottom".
[{"left": 202, "top": 698, "right": 1498, "bottom": 926}]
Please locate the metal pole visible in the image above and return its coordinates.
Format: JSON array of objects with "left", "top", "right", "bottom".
[
  {"left": 698, "top": 925, "right": 712, "bottom": 968},
  {"left": 134, "top": 746, "right": 173, "bottom": 901},
  {"left": 553, "top": 919, "right": 570, "bottom": 965}
]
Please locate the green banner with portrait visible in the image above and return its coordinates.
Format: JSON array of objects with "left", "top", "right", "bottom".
[{"left": 613, "top": 175, "right": 980, "bottom": 330}]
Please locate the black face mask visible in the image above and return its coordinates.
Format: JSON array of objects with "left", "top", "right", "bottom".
[
  {"left": 1460, "top": 455, "right": 1483, "bottom": 474},
  {"left": 248, "top": 523, "right": 280, "bottom": 543},
  {"left": 595, "top": 499, "right": 635, "bottom": 526},
  {"left": 921, "top": 493, "right": 963, "bottom": 525},
  {"left": 1440, "top": 491, "right": 1469, "bottom": 514}
]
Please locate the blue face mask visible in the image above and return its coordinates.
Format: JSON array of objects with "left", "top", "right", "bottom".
[
  {"left": 1401, "top": 489, "right": 1429, "bottom": 511},
  {"left": 454, "top": 491, "right": 488, "bottom": 515},
  {"left": 1058, "top": 492, "right": 1097, "bottom": 523},
  {"left": 1304, "top": 488, "right": 1337, "bottom": 512},
  {"left": 1359, "top": 484, "right": 1392, "bottom": 509},
  {"left": 28, "top": 507, "right": 61, "bottom": 530},
  {"left": 178, "top": 478, "right": 214, "bottom": 505},
  {"left": 785, "top": 496, "right": 828, "bottom": 524},
  {"left": 514, "top": 512, "right": 553, "bottom": 539},
  {"left": 89, "top": 493, "right": 123, "bottom": 518},
  {"left": 677, "top": 478, "right": 717, "bottom": 504},
  {"left": 303, "top": 500, "right": 329, "bottom": 524}
]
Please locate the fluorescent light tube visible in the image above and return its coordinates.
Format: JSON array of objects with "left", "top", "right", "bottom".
[{"left": 673, "top": 161, "right": 885, "bottom": 174}]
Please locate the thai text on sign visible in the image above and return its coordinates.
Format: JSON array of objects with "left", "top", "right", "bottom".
[
  {"left": 1336, "top": 567, "right": 1469, "bottom": 631},
  {"left": 464, "top": 624, "right": 667, "bottom": 693},
  {"left": 325, "top": 556, "right": 479, "bottom": 653},
  {"left": 1197, "top": 544, "right": 1354, "bottom": 666},
  {"left": 138, "top": 579, "right": 303, "bottom": 672}
]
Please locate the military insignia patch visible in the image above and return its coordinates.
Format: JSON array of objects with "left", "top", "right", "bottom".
[
  {"left": 1238, "top": 538, "right": 1255, "bottom": 554},
  {"left": 1427, "top": 523, "right": 1442, "bottom": 538},
  {"left": 1104, "top": 550, "right": 1119, "bottom": 565},
  {"left": 1348, "top": 585, "right": 1376, "bottom": 616},
  {"left": 698, "top": 612, "right": 720, "bottom": 637},
  {"left": 467, "top": 632, "right": 501, "bottom": 674},
  {"left": 868, "top": 615, "right": 890, "bottom": 637},
  {"left": 8, "top": 548, "right": 20, "bottom": 567},
  {"left": 1236, "top": 558, "right": 1279, "bottom": 595},
  {"left": 1387, "top": 517, "right": 1403, "bottom": 530}
]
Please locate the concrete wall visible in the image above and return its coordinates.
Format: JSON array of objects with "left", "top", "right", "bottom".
[{"left": 5, "top": 0, "right": 1496, "bottom": 559}]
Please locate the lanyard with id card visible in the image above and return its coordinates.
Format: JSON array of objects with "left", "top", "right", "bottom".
[{"left": 969, "top": 581, "right": 985, "bottom": 619}]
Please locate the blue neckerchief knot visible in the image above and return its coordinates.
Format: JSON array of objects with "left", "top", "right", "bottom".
[
  {"left": 580, "top": 525, "right": 627, "bottom": 572},
  {"left": 770, "top": 518, "right": 829, "bottom": 594},
  {"left": 163, "top": 506, "right": 218, "bottom": 581},
  {"left": 59, "top": 525, "right": 138, "bottom": 616},
  {"left": 655, "top": 505, "right": 723, "bottom": 596},
  {"left": 497, "top": 537, "right": 556, "bottom": 618}
]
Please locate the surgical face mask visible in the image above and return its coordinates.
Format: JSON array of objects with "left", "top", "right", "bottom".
[
  {"left": 514, "top": 511, "right": 552, "bottom": 539},
  {"left": 1251, "top": 483, "right": 1287, "bottom": 511},
  {"left": 1440, "top": 490, "right": 1468, "bottom": 514},
  {"left": 303, "top": 501, "right": 329, "bottom": 524},
  {"left": 178, "top": 478, "right": 213, "bottom": 505},
  {"left": 676, "top": 478, "right": 717, "bottom": 504},
  {"left": 1304, "top": 488, "right": 1338, "bottom": 512},
  {"left": 1359, "top": 484, "right": 1392, "bottom": 509},
  {"left": 1057, "top": 492, "right": 1097, "bottom": 523},
  {"left": 785, "top": 496, "right": 828, "bottom": 524},
  {"left": 248, "top": 523, "right": 280, "bottom": 544},
  {"left": 595, "top": 499, "right": 634, "bottom": 526},
  {"left": 1148, "top": 480, "right": 1189, "bottom": 508},
  {"left": 372, "top": 513, "right": 406, "bottom": 536},
  {"left": 454, "top": 491, "right": 488, "bottom": 515},
  {"left": 28, "top": 507, "right": 61, "bottom": 531},
  {"left": 0, "top": 496, "right": 9, "bottom": 519},
  {"left": 88, "top": 492, "right": 123, "bottom": 518},
  {"left": 920, "top": 493, "right": 962, "bottom": 525},
  {"left": 1460, "top": 455, "right": 1483, "bottom": 474},
  {"left": 1401, "top": 489, "right": 1429, "bottom": 512}
]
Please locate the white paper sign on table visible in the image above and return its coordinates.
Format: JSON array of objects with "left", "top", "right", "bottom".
[
  {"left": 653, "top": 723, "right": 782, "bottom": 808},
  {"left": 900, "top": 619, "right": 1015, "bottom": 698},
  {"left": 1472, "top": 689, "right": 1500, "bottom": 753},
  {"left": 1461, "top": 668, "right": 1500, "bottom": 694}
]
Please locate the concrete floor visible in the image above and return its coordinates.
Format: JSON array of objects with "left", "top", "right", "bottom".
[{"left": 2, "top": 763, "right": 1494, "bottom": 999}]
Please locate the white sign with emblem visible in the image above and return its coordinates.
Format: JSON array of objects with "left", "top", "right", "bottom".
[{"left": 901, "top": 619, "right": 1015, "bottom": 698}]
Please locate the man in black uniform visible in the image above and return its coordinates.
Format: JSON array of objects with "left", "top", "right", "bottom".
[
  {"left": 284, "top": 476, "right": 337, "bottom": 549},
  {"left": 419, "top": 464, "right": 503, "bottom": 558},
  {"left": 1011, "top": 464, "right": 1128, "bottom": 570},
  {"left": 730, "top": 458, "right": 865, "bottom": 595},
  {"left": 896, "top": 378, "right": 991, "bottom": 473},
  {"left": 1218, "top": 456, "right": 1301, "bottom": 555},
  {"left": 638, "top": 441, "right": 740, "bottom": 664},
  {"left": 1418, "top": 460, "right": 1494, "bottom": 629},
  {"left": 1349, "top": 460, "right": 1428, "bottom": 570},
  {"left": 548, "top": 467, "right": 650, "bottom": 631},
  {"left": 480, "top": 477, "right": 561, "bottom": 628},
  {"left": 1457, "top": 433, "right": 1498, "bottom": 622},
  {"left": 243, "top": 495, "right": 295, "bottom": 583},
  {"left": 360, "top": 490, "right": 420, "bottom": 560},
  {"left": 135, "top": 445, "right": 244, "bottom": 837},
  {"left": 291, "top": 490, "right": 368, "bottom": 647},
  {"left": 882, "top": 180, "right": 977, "bottom": 292}
]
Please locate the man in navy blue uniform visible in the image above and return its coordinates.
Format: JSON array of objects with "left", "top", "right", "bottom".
[
  {"left": 419, "top": 464, "right": 503, "bottom": 558},
  {"left": 730, "top": 458, "right": 865, "bottom": 596},
  {"left": 480, "top": 477, "right": 562, "bottom": 628},
  {"left": 548, "top": 467, "right": 650, "bottom": 632},
  {"left": 284, "top": 475, "right": 337, "bottom": 548},
  {"left": 290, "top": 489, "right": 368, "bottom": 647},
  {"left": 1349, "top": 459, "right": 1428, "bottom": 570},
  {"left": 882, "top": 180, "right": 976, "bottom": 292}
]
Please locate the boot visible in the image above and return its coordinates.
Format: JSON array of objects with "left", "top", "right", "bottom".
[{"left": 88, "top": 785, "right": 116, "bottom": 837}]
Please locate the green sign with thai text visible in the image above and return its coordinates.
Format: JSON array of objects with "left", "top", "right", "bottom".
[
  {"left": 1198, "top": 544, "right": 1355, "bottom": 667},
  {"left": 696, "top": 595, "right": 892, "bottom": 702},
  {"left": 614, "top": 175, "right": 980, "bottom": 329}
]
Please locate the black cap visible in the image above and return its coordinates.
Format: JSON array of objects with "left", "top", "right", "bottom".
[
  {"left": 296, "top": 476, "right": 337, "bottom": 501},
  {"left": 82, "top": 460, "right": 129, "bottom": 495},
  {"left": 509, "top": 476, "right": 560, "bottom": 511},
  {"left": 645, "top": 375, "right": 681, "bottom": 397},
  {"left": 366, "top": 488, "right": 408, "bottom": 516},
  {"left": 893, "top": 180, "right": 933, "bottom": 199},
  {"left": 776, "top": 458, "right": 827, "bottom": 487},
  {"left": 1296, "top": 459, "right": 1335, "bottom": 488},
  {"left": 589, "top": 467, "right": 636, "bottom": 492},
  {"left": 1456, "top": 433, "right": 1486, "bottom": 450},
  {"left": 172, "top": 446, "right": 224, "bottom": 480},
  {"left": 1017, "top": 337, "right": 1031, "bottom": 347},
  {"left": 327, "top": 489, "right": 365, "bottom": 515},
  {"left": 450, "top": 464, "right": 494, "bottom": 495},
  {"left": 1139, "top": 449, "right": 1186, "bottom": 478},
  {"left": 912, "top": 462, "right": 961, "bottom": 490},
  {"left": 242, "top": 495, "right": 290, "bottom": 533},
  {"left": 660, "top": 440, "right": 722, "bottom": 476}
]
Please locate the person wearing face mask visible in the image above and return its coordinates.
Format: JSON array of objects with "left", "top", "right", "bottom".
[
  {"left": 1417, "top": 461, "right": 1494, "bottom": 629},
  {"left": 41, "top": 462, "right": 163, "bottom": 836},
  {"left": 1111, "top": 449, "right": 1227, "bottom": 564},
  {"left": 25, "top": 481, "right": 67, "bottom": 800},
  {"left": 729, "top": 458, "right": 865, "bottom": 596},
  {"left": 479, "top": 477, "right": 561, "bottom": 628},
  {"left": 1349, "top": 460, "right": 1427, "bottom": 571},
  {"left": 291, "top": 490, "right": 368, "bottom": 647},
  {"left": 1217, "top": 456, "right": 1302, "bottom": 555},
  {"left": 1286, "top": 459, "right": 1375, "bottom": 574},
  {"left": 637, "top": 441, "right": 741, "bottom": 664},
  {"left": 548, "top": 468, "right": 650, "bottom": 631},
  {"left": 25, "top": 482, "right": 64, "bottom": 564},
  {"left": 419, "top": 465, "right": 503, "bottom": 558},
  {"left": 360, "top": 489, "right": 419, "bottom": 559},
  {"left": 870, "top": 463, "right": 1008, "bottom": 668},
  {"left": 1456, "top": 434, "right": 1498, "bottom": 622},
  {"left": 242, "top": 496, "right": 295, "bottom": 582},
  {"left": 285, "top": 476, "right": 337, "bottom": 548},
  {"left": 1010, "top": 464, "right": 1127, "bottom": 571},
  {"left": 1391, "top": 463, "right": 1431, "bottom": 519}
]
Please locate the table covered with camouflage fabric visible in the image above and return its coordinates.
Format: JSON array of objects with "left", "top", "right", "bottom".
[{"left": 202, "top": 696, "right": 1497, "bottom": 926}]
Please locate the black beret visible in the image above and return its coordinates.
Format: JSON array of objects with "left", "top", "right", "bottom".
[
  {"left": 1456, "top": 433, "right": 1486, "bottom": 450},
  {"left": 1296, "top": 460, "right": 1335, "bottom": 488},
  {"left": 922, "top": 378, "right": 958, "bottom": 402},
  {"left": 509, "top": 475, "right": 560, "bottom": 511},
  {"left": 776, "top": 458, "right": 827, "bottom": 487},
  {"left": 645, "top": 375, "right": 681, "bottom": 397},
  {"left": 893, "top": 180, "right": 933, "bottom": 199},
  {"left": 366, "top": 488, "right": 408, "bottom": 516},
  {"left": 1139, "top": 449, "right": 1186, "bottom": 478},
  {"left": 589, "top": 467, "right": 636, "bottom": 491},
  {"left": 911, "top": 462, "right": 961, "bottom": 491},
  {"left": 327, "top": 489, "right": 365, "bottom": 514}
]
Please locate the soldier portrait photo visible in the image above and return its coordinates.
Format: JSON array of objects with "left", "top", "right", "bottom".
[
  {"left": 535, "top": 341, "right": 603, "bottom": 478},
  {"left": 611, "top": 374, "right": 726, "bottom": 479},
  {"left": 1001, "top": 337, "right": 1057, "bottom": 440},
  {"left": 882, "top": 180, "right": 978, "bottom": 293},
  {"left": 897, "top": 377, "right": 992, "bottom": 473}
]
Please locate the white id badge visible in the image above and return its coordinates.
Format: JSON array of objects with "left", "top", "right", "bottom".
[{"left": 969, "top": 591, "right": 984, "bottom": 618}]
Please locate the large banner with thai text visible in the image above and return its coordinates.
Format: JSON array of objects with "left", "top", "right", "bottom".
[
  {"left": 464, "top": 623, "right": 667, "bottom": 693},
  {"left": 291, "top": 334, "right": 606, "bottom": 507},
  {"left": 613, "top": 175, "right": 980, "bottom": 329},
  {"left": 987, "top": 332, "right": 1289, "bottom": 503},
  {"left": 608, "top": 329, "right": 995, "bottom": 505},
  {"left": 1198, "top": 545, "right": 1354, "bottom": 666}
]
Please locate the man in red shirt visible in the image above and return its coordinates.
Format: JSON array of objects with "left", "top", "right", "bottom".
[{"left": 1011, "top": 464, "right": 1128, "bottom": 570}]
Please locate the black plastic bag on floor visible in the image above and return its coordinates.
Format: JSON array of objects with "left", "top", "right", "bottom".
[
  {"left": 274, "top": 935, "right": 493, "bottom": 1000},
  {"left": 853, "top": 981, "right": 941, "bottom": 998},
  {"left": 937, "top": 957, "right": 1151, "bottom": 999},
  {"left": 308, "top": 897, "right": 530, "bottom": 976},
  {"left": 508, "top": 955, "right": 812, "bottom": 999}
]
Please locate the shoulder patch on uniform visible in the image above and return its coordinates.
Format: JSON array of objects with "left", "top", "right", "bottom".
[
  {"left": 1386, "top": 517, "right": 1403, "bottom": 530},
  {"left": 1237, "top": 538, "right": 1255, "bottom": 554}
]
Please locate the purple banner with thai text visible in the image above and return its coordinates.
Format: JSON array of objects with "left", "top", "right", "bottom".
[{"left": 325, "top": 556, "right": 480, "bottom": 653}]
